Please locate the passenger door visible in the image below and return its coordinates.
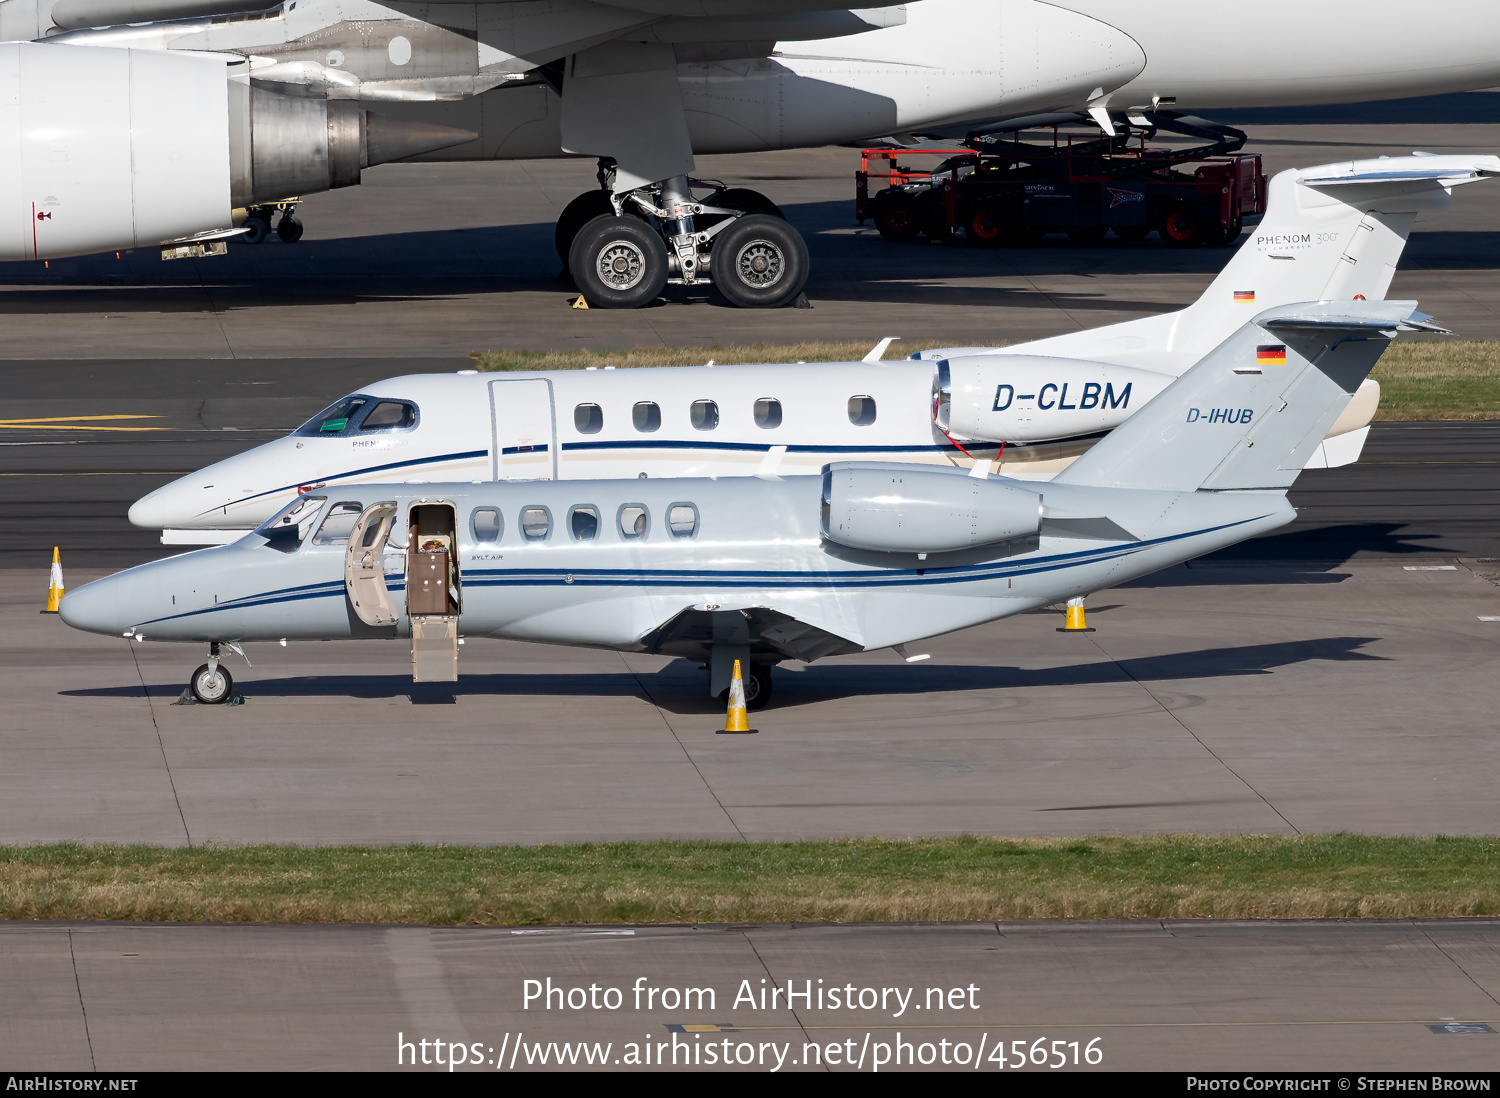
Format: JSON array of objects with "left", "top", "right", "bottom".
[
  {"left": 344, "top": 502, "right": 399, "bottom": 627},
  {"left": 490, "top": 378, "right": 557, "bottom": 480}
]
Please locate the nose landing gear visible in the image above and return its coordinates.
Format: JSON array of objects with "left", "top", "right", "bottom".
[{"left": 180, "top": 641, "right": 246, "bottom": 705}]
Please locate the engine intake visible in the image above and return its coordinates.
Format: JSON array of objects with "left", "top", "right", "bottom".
[{"left": 821, "top": 463, "right": 1042, "bottom": 554}]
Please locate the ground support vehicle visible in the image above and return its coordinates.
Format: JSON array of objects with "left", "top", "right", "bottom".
[{"left": 857, "top": 115, "right": 1265, "bottom": 248}]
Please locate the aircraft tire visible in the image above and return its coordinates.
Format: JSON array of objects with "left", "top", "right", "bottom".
[
  {"left": 240, "top": 216, "right": 270, "bottom": 245},
  {"left": 568, "top": 215, "right": 669, "bottom": 309},
  {"left": 710, "top": 214, "right": 809, "bottom": 309},
  {"left": 190, "top": 663, "right": 233, "bottom": 705},
  {"left": 720, "top": 664, "right": 774, "bottom": 710},
  {"left": 554, "top": 190, "right": 615, "bottom": 268},
  {"left": 276, "top": 215, "right": 304, "bottom": 243}
]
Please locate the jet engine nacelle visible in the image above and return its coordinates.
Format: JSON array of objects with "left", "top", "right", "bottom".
[
  {"left": 935, "top": 355, "right": 1176, "bottom": 445},
  {"left": 821, "top": 463, "right": 1042, "bottom": 554},
  {"left": 0, "top": 41, "right": 474, "bottom": 261}
]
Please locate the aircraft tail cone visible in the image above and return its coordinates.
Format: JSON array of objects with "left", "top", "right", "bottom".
[
  {"left": 1057, "top": 595, "right": 1094, "bottom": 633},
  {"left": 716, "top": 659, "right": 758, "bottom": 735},
  {"left": 41, "top": 547, "right": 64, "bottom": 614},
  {"left": 363, "top": 113, "right": 478, "bottom": 168}
]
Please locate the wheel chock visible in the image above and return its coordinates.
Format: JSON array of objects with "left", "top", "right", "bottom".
[
  {"left": 716, "top": 659, "right": 758, "bottom": 734},
  {"left": 571, "top": 295, "right": 590, "bottom": 309},
  {"left": 1057, "top": 595, "right": 1095, "bottom": 633},
  {"left": 41, "top": 546, "right": 64, "bottom": 614}
]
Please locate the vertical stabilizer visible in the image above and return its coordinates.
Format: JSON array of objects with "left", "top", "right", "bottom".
[{"left": 1054, "top": 300, "right": 1425, "bottom": 493}]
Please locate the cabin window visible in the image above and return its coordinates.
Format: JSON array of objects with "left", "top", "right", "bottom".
[
  {"left": 520, "top": 506, "right": 551, "bottom": 542},
  {"left": 633, "top": 401, "right": 661, "bottom": 433},
  {"left": 574, "top": 403, "right": 604, "bottom": 434},
  {"left": 359, "top": 401, "right": 417, "bottom": 431},
  {"left": 311, "top": 501, "right": 364, "bottom": 545},
  {"left": 848, "top": 395, "right": 877, "bottom": 426},
  {"left": 690, "top": 399, "right": 719, "bottom": 431},
  {"left": 618, "top": 504, "right": 649, "bottom": 540},
  {"left": 667, "top": 503, "right": 699, "bottom": 538},
  {"left": 295, "top": 396, "right": 370, "bottom": 437},
  {"left": 471, "top": 507, "right": 502, "bottom": 543},
  {"left": 754, "top": 397, "right": 782, "bottom": 429},
  {"left": 569, "top": 505, "right": 600, "bottom": 542}
]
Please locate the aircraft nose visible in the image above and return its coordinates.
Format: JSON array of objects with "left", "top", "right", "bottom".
[
  {"left": 128, "top": 486, "right": 174, "bottom": 529},
  {"left": 58, "top": 576, "right": 127, "bottom": 637}
]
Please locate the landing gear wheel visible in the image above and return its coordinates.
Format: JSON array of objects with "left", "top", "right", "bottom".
[
  {"left": 276, "top": 215, "right": 304, "bottom": 243},
  {"left": 719, "top": 664, "right": 774, "bottom": 711},
  {"left": 240, "top": 216, "right": 270, "bottom": 245},
  {"left": 710, "top": 214, "right": 809, "bottom": 309},
  {"left": 190, "top": 663, "right": 233, "bottom": 705},
  {"left": 712, "top": 187, "right": 784, "bottom": 219},
  {"left": 568, "top": 215, "right": 669, "bottom": 309},
  {"left": 1112, "top": 225, "right": 1151, "bottom": 242},
  {"left": 1158, "top": 207, "right": 1201, "bottom": 248},
  {"left": 554, "top": 190, "right": 616, "bottom": 267},
  {"left": 1067, "top": 226, "right": 1108, "bottom": 245},
  {"left": 872, "top": 193, "right": 923, "bottom": 241}
]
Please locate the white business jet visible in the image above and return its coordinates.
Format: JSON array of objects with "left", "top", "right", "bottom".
[
  {"left": 66, "top": 297, "right": 1425, "bottom": 705},
  {"left": 129, "top": 153, "right": 1497, "bottom": 545}
]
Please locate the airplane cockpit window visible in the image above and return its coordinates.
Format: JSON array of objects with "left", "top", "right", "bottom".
[
  {"left": 295, "top": 396, "right": 370, "bottom": 436},
  {"left": 520, "top": 506, "right": 551, "bottom": 542},
  {"left": 618, "top": 504, "right": 649, "bottom": 540},
  {"left": 848, "top": 395, "right": 877, "bottom": 426},
  {"left": 575, "top": 403, "right": 604, "bottom": 434},
  {"left": 254, "top": 494, "right": 327, "bottom": 552},
  {"left": 754, "top": 397, "right": 782, "bottom": 429},
  {"left": 569, "top": 505, "right": 600, "bottom": 542},
  {"left": 294, "top": 395, "right": 419, "bottom": 437},
  {"left": 633, "top": 402, "right": 661, "bottom": 433},
  {"left": 471, "top": 507, "right": 502, "bottom": 543},
  {"left": 359, "top": 400, "right": 418, "bottom": 432},
  {"left": 690, "top": 400, "right": 719, "bottom": 431},
  {"left": 667, "top": 503, "right": 698, "bottom": 538},
  {"left": 311, "top": 501, "right": 364, "bottom": 545}
]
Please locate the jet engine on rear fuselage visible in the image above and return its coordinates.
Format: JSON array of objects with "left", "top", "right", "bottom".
[
  {"left": 820, "top": 463, "right": 1043, "bottom": 554},
  {"left": 933, "top": 355, "right": 1176, "bottom": 445}
]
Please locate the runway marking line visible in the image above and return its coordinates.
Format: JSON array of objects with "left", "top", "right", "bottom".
[{"left": 0, "top": 415, "right": 163, "bottom": 432}]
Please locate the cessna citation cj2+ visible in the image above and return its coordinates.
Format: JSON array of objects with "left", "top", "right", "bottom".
[
  {"left": 128, "top": 154, "right": 1496, "bottom": 544},
  {"left": 6, "top": 0, "right": 1500, "bottom": 306},
  {"left": 66, "top": 298, "right": 1424, "bottom": 707}
]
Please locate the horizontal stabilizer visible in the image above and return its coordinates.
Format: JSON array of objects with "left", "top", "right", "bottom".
[{"left": 1055, "top": 300, "right": 1415, "bottom": 493}]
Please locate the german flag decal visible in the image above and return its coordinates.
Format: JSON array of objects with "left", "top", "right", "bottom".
[
  {"left": 1234, "top": 290, "right": 1255, "bottom": 303},
  {"left": 1256, "top": 344, "right": 1287, "bottom": 366}
]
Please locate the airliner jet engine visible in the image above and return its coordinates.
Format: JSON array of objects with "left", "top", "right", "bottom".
[{"left": 0, "top": 41, "right": 475, "bottom": 261}]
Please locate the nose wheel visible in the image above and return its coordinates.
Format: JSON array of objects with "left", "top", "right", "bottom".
[{"left": 190, "top": 662, "right": 234, "bottom": 704}]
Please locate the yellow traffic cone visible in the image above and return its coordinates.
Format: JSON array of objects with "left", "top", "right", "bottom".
[
  {"left": 716, "top": 659, "right": 759, "bottom": 735},
  {"left": 41, "top": 547, "right": 64, "bottom": 614},
  {"left": 1057, "top": 595, "right": 1094, "bottom": 633}
]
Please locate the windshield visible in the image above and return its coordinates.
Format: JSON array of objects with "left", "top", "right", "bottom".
[
  {"left": 254, "top": 494, "right": 327, "bottom": 549},
  {"left": 294, "top": 395, "right": 419, "bottom": 437}
]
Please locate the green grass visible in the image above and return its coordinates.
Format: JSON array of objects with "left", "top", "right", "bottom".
[
  {"left": 471, "top": 339, "right": 1500, "bottom": 421},
  {"left": 4, "top": 836, "right": 1497, "bottom": 925}
]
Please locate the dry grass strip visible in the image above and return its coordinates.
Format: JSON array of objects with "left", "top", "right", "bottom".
[
  {"left": 2, "top": 836, "right": 1496, "bottom": 925},
  {"left": 470, "top": 339, "right": 1500, "bottom": 421}
]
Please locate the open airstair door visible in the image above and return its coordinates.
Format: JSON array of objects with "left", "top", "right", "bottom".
[
  {"left": 344, "top": 501, "right": 399, "bottom": 628},
  {"left": 406, "top": 501, "right": 462, "bottom": 682}
]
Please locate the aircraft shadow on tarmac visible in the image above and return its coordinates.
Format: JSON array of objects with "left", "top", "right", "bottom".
[
  {"left": 62, "top": 635, "right": 1386, "bottom": 712},
  {"left": 1200, "top": 522, "right": 1455, "bottom": 565}
]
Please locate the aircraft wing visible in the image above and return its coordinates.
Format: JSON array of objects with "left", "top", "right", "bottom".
[{"left": 640, "top": 605, "right": 863, "bottom": 663}]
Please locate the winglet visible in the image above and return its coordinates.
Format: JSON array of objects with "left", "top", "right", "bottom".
[{"left": 863, "top": 337, "right": 899, "bottom": 362}]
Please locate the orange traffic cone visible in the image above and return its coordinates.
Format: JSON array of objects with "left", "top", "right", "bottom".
[
  {"left": 1057, "top": 595, "right": 1094, "bottom": 633},
  {"left": 41, "top": 547, "right": 64, "bottom": 614},
  {"left": 716, "top": 659, "right": 758, "bottom": 735}
]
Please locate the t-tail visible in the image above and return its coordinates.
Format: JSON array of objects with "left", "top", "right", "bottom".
[
  {"left": 921, "top": 155, "right": 1497, "bottom": 374},
  {"left": 1054, "top": 300, "right": 1440, "bottom": 493}
]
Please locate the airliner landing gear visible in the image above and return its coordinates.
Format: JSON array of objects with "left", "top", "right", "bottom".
[
  {"left": 560, "top": 168, "right": 809, "bottom": 309},
  {"left": 239, "top": 200, "right": 303, "bottom": 246},
  {"left": 189, "top": 642, "right": 233, "bottom": 704}
]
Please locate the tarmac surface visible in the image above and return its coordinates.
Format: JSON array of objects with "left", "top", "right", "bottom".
[
  {"left": 2, "top": 95, "right": 1499, "bottom": 1074},
  {"left": 8, "top": 919, "right": 1500, "bottom": 1072}
]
